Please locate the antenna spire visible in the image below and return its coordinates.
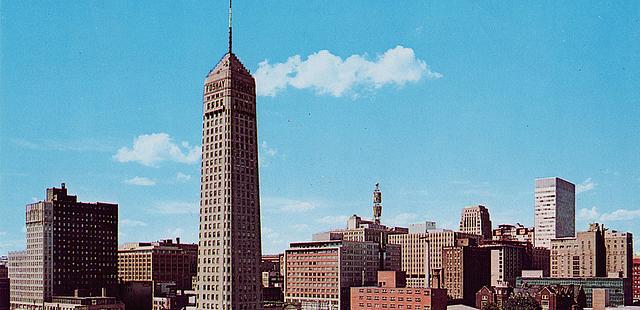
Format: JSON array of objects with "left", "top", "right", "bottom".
[{"left": 228, "top": 0, "right": 232, "bottom": 53}]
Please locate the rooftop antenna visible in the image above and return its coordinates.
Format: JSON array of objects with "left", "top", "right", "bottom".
[{"left": 228, "top": 0, "right": 232, "bottom": 53}]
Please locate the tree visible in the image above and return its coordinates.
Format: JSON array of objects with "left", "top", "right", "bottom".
[
  {"left": 503, "top": 295, "right": 541, "bottom": 310},
  {"left": 481, "top": 303, "right": 500, "bottom": 310}
]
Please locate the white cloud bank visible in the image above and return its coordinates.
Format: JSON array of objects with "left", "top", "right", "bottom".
[
  {"left": 124, "top": 176, "right": 156, "bottom": 186},
  {"left": 578, "top": 206, "right": 640, "bottom": 222},
  {"left": 114, "top": 133, "right": 200, "bottom": 167},
  {"left": 255, "top": 46, "right": 441, "bottom": 97},
  {"left": 262, "top": 197, "right": 316, "bottom": 213}
]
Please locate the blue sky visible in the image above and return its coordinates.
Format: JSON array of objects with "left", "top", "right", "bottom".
[{"left": 1, "top": 1, "right": 639, "bottom": 256}]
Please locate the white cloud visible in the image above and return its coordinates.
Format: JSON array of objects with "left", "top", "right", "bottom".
[
  {"left": 124, "top": 176, "right": 156, "bottom": 186},
  {"left": 262, "top": 197, "right": 316, "bottom": 213},
  {"left": 261, "top": 141, "right": 278, "bottom": 157},
  {"left": 577, "top": 206, "right": 640, "bottom": 222},
  {"left": 120, "top": 219, "right": 148, "bottom": 227},
  {"left": 255, "top": 45, "right": 441, "bottom": 97},
  {"left": 315, "top": 215, "right": 350, "bottom": 225},
  {"left": 166, "top": 228, "right": 185, "bottom": 238},
  {"left": 576, "top": 178, "right": 596, "bottom": 194},
  {"left": 387, "top": 213, "right": 422, "bottom": 227},
  {"left": 114, "top": 133, "right": 200, "bottom": 167},
  {"left": 176, "top": 172, "right": 192, "bottom": 182},
  {"left": 150, "top": 201, "right": 198, "bottom": 215}
]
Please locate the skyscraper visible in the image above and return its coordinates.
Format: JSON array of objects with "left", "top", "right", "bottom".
[
  {"left": 459, "top": 205, "right": 492, "bottom": 240},
  {"left": 534, "top": 177, "right": 575, "bottom": 249},
  {"left": 8, "top": 184, "right": 118, "bottom": 310},
  {"left": 196, "top": 2, "right": 262, "bottom": 309}
]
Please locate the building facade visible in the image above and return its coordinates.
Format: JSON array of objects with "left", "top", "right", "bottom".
[
  {"left": 492, "top": 224, "right": 534, "bottom": 243},
  {"left": 350, "top": 271, "right": 447, "bottom": 310},
  {"left": 43, "top": 295, "right": 124, "bottom": 310},
  {"left": 0, "top": 264, "right": 8, "bottom": 310},
  {"left": 604, "top": 230, "right": 633, "bottom": 279},
  {"left": 388, "top": 230, "right": 481, "bottom": 288},
  {"left": 459, "top": 205, "right": 492, "bottom": 240},
  {"left": 284, "top": 240, "right": 380, "bottom": 310},
  {"left": 117, "top": 238, "right": 198, "bottom": 290},
  {"left": 632, "top": 257, "right": 640, "bottom": 303},
  {"left": 516, "top": 276, "right": 631, "bottom": 307},
  {"left": 196, "top": 4, "right": 263, "bottom": 310},
  {"left": 534, "top": 177, "right": 575, "bottom": 249},
  {"left": 442, "top": 245, "right": 490, "bottom": 305},
  {"left": 550, "top": 223, "right": 606, "bottom": 278},
  {"left": 8, "top": 184, "right": 118, "bottom": 310}
]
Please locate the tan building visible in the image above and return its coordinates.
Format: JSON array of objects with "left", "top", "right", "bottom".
[
  {"left": 605, "top": 230, "right": 633, "bottom": 279},
  {"left": 196, "top": 3, "right": 263, "bottom": 310},
  {"left": 550, "top": 223, "right": 606, "bottom": 278},
  {"left": 534, "top": 177, "right": 575, "bottom": 249},
  {"left": 388, "top": 230, "right": 481, "bottom": 288},
  {"left": 8, "top": 184, "right": 118, "bottom": 310},
  {"left": 443, "top": 245, "right": 490, "bottom": 305},
  {"left": 284, "top": 240, "right": 380, "bottom": 310},
  {"left": 459, "top": 205, "right": 492, "bottom": 240},
  {"left": 117, "top": 238, "right": 197, "bottom": 290}
]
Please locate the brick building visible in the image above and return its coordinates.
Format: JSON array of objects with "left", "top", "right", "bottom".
[
  {"left": 476, "top": 284, "right": 585, "bottom": 310},
  {"left": 284, "top": 240, "right": 380, "bottom": 310},
  {"left": 516, "top": 276, "right": 631, "bottom": 307},
  {"left": 117, "top": 238, "right": 197, "bottom": 290},
  {"left": 350, "top": 271, "right": 447, "bottom": 310},
  {"left": 551, "top": 223, "right": 606, "bottom": 278},
  {"left": 492, "top": 224, "right": 534, "bottom": 243},
  {"left": 8, "top": 184, "right": 118, "bottom": 310},
  {"left": 475, "top": 285, "right": 512, "bottom": 309}
]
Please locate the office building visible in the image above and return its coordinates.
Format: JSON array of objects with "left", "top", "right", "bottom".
[
  {"left": 442, "top": 244, "right": 490, "bottom": 305},
  {"left": 492, "top": 224, "right": 534, "bottom": 243},
  {"left": 516, "top": 276, "right": 632, "bottom": 307},
  {"left": 0, "top": 264, "right": 8, "bottom": 310},
  {"left": 604, "top": 230, "right": 633, "bottom": 279},
  {"left": 284, "top": 240, "right": 380, "bottom": 310},
  {"left": 459, "top": 205, "right": 492, "bottom": 240},
  {"left": 550, "top": 223, "right": 606, "bottom": 278},
  {"left": 117, "top": 238, "right": 198, "bottom": 290},
  {"left": 388, "top": 229, "right": 481, "bottom": 288},
  {"left": 196, "top": 2, "right": 263, "bottom": 310},
  {"left": 350, "top": 271, "right": 447, "bottom": 310},
  {"left": 43, "top": 292, "right": 124, "bottom": 310},
  {"left": 632, "top": 257, "right": 640, "bottom": 303},
  {"left": 8, "top": 184, "right": 118, "bottom": 310},
  {"left": 534, "top": 177, "right": 575, "bottom": 249}
]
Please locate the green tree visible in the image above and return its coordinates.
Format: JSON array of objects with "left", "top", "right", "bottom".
[
  {"left": 481, "top": 303, "right": 500, "bottom": 310},
  {"left": 503, "top": 295, "right": 541, "bottom": 310}
]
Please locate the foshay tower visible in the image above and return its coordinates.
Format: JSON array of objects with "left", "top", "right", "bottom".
[{"left": 197, "top": 1, "right": 262, "bottom": 309}]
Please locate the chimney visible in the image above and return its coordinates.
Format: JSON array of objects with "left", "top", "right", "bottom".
[
  {"left": 74, "top": 289, "right": 79, "bottom": 297},
  {"left": 101, "top": 287, "right": 107, "bottom": 297},
  {"left": 61, "top": 182, "right": 66, "bottom": 189},
  {"left": 176, "top": 237, "right": 180, "bottom": 244}
]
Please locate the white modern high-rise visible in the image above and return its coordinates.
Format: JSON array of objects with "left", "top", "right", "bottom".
[{"left": 534, "top": 177, "right": 575, "bottom": 249}]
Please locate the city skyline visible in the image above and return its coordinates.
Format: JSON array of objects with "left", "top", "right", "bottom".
[{"left": 2, "top": 0, "right": 640, "bottom": 259}]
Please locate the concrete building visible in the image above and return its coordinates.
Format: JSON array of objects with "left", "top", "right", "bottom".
[
  {"left": 350, "top": 271, "right": 447, "bottom": 310},
  {"left": 550, "top": 223, "right": 606, "bottom": 278},
  {"left": 284, "top": 240, "right": 381, "bottom": 310},
  {"left": 388, "top": 229, "right": 481, "bottom": 288},
  {"left": 492, "top": 224, "right": 534, "bottom": 243},
  {"left": 442, "top": 244, "right": 490, "bottom": 305},
  {"left": 632, "top": 257, "right": 640, "bottom": 303},
  {"left": 43, "top": 294, "right": 124, "bottom": 310},
  {"left": 8, "top": 184, "right": 118, "bottom": 310},
  {"left": 459, "top": 205, "right": 492, "bottom": 240},
  {"left": 516, "top": 276, "right": 632, "bottom": 307},
  {"left": 196, "top": 2, "right": 263, "bottom": 310},
  {"left": 605, "top": 230, "right": 633, "bottom": 279},
  {"left": 0, "top": 264, "right": 8, "bottom": 310},
  {"left": 117, "top": 238, "right": 197, "bottom": 291},
  {"left": 534, "top": 177, "right": 575, "bottom": 249}
]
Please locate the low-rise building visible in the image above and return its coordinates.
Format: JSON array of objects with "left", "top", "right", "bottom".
[
  {"left": 475, "top": 285, "right": 512, "bottom": 309},
  {"left": 492, "top": 224, "right": 534, "bottom": 243},
  {"left": 516, "top": 276, "right": 632, "bottom": 307},
  {"left": 350, "top": 271, "right": 447, "bottom": 310},
  {"left": 44, "top": 294, "right": 124, "bottom": 310}
]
